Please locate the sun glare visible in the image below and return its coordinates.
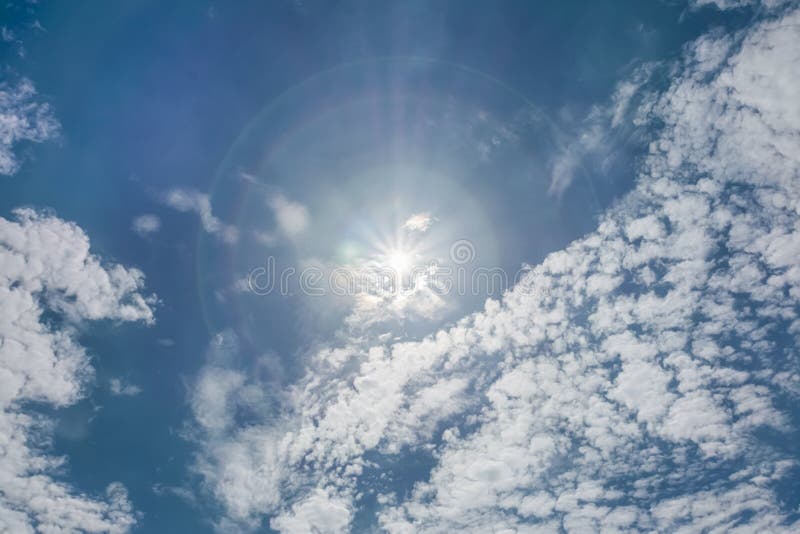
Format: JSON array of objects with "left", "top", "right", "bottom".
[{"left": 386, "top": 249, "right": 412, "bottom": 274}]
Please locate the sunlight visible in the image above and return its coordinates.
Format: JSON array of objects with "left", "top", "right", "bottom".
[{"left": 386, "top": 249, "right": 412, "bottom": 275}]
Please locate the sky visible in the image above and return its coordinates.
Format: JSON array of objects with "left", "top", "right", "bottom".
[{"left": 1, "top": 0, "right": 799, "bottom": 532}]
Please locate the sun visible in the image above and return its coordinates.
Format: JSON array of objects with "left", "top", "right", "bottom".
[{"left": 386, "top": 249, "right": 412, "bottom": 274}]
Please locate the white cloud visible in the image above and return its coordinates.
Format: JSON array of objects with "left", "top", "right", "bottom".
[
  {"left": 267, "top": 194, "right": 310, "bottom": 240},
  {"left": 270, "top": 489, "right": 352, "bottom": 534},
  {"left": 131, "top": 214, "right": 161, "bottom": 237},
  {"left": 109, "top": 378, "right": 142, "bottom": 397},
  {"left": 0, "top": 208, "right": 155, "bottom": 532},
  {"left": 548, "top": 143, "right": 583, "bottom": 198},
  {"left": 252, "top": 194, "right": 309, "bottom": 247},
  {"left": 1, "top": 27, "right": 15, "bottom": 43},
  {"left": 402, "top": 212, "right": 436, "bottom": 233},
  {"left": 189, "top": 6, "right": 800, "bottom": 533},
  {"left": 690, "top": 0, "right": 792, "bottom": 10},
  {"left": 253, "top": 230, "right": 279, "bottom": 247},
  {"left": 165, "top": 188, "right": 238, "bottom": 244},
  {"left": 0, "top": 78, "right": 59, "bottom": 175},
  {"left": 343, "top": 277, "right": 448, "bottom": 331},
  {"left": 548, "top": 65, "right": 652, "bottom": 197},
  {"left": 1, "top": 26, "right": 24, "bottom": 58}
]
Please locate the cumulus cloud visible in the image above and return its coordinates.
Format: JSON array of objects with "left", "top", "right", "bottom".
[
  {"left": 0, "top": 78, "right": 59, "bottom": 175},
  {"left": 189, "top": 6, "right": 800, "bottom": 533},
  {"left": 0, "top": 208, "right": 155, "bottom": 532},
  {"left": 131, "top": 214, "right": 161, "bottom": 237},
  {"left": 165, "top": 188, "right": 238, "bottom": 244},
  {"left": 270, "top": 490, "right": 352, "bottom": 534}
]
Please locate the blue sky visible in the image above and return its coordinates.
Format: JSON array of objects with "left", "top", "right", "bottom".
[{"left": 1, "top": 0, "right": 799, "bottom": 532}]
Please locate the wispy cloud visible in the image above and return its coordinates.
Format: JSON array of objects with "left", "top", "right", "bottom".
[
  {"left": 0, "top": 77, "right": 59, "bottom": 176},
  {"left": 689, "top": 0, "right": 792, "bottom": 10},
  {"left": 548, "top": 65, "right": 653, "bottom": 198},
  {"left": 256, "top": 194, "right": 310, "bottom": 246},
  {"left": 109, "top": 378, "right": 143, "bottom": 397},
  {"left": 164, "top": 188, "right": 238, "bottom": 244}
]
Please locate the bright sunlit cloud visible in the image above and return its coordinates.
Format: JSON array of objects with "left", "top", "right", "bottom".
[{"left": 402, "top": 212, "right": 437, "bottom": 233}]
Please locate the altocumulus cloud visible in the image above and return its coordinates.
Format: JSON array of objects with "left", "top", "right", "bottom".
[
  {"left": 0, "top": 209, "right": 155, "bottom": 532},
  {"left": 189, "top": 4, "right": 800, "bottom": 533}
]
